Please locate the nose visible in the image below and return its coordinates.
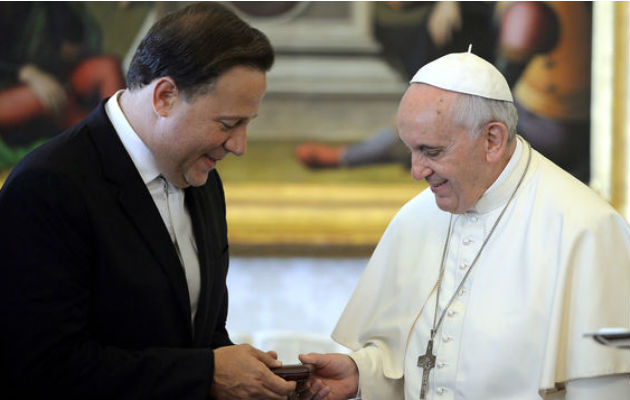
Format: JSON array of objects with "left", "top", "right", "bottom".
[
  {"left": 411, "top": 154, "right": 432, "bottom": 181},
  {"left": 225, "top": 127, "right": 247, "bottom": 156}
]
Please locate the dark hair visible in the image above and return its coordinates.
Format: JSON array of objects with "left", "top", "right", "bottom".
[{"left": 126, "top": 2, "right": 274, "bottom": 99}]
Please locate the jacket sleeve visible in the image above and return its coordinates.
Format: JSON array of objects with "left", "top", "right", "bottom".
[
  {"left": 211, "top": 290, "right": 233, "bottom": 348},
  {"left": 208, "top": 171, "right": 232, "bottom": 350},
  {"left": 0, "top": 169, "right": 214, "bottom": 400}
]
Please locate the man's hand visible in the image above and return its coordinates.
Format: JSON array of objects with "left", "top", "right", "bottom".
[
  {"left": 211, "top": 344, "right": 296, "bottom": 400},
  {"left": 18, "top": 64, "right": 68, "bottom": 115},
  {"left": 297, "top": 353, "right": 359, "bottom": 400}
]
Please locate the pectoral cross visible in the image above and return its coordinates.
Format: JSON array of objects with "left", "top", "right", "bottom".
[{"left": 417, "top": 338, "right": 436, "bottom": 399}]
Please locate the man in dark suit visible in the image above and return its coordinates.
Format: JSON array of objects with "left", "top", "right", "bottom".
[{"left": 0, "top": 3, "right": 295, "bottom": 399}]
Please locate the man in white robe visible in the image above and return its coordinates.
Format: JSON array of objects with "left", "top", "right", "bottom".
[{"left": 298, "top": 52, "right": 630, "bottom": 399}]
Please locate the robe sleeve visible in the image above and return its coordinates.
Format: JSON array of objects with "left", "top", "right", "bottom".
[
  {"left": 330, "top": 211, "right": 409, "bottom": 378},
  {"left": 541, "top": 374, "right": 630, "bottom": 399},
  {"left": 564, "top": 374, "right": 630, "bottom": 400},
  {"left": 332, "top": 191, "right": 447, "bottom": 399},
  {"left": 349, "top": 345, "right": 404, "bottom": 400},
  {"left": 539, "top": 211, "right": 630, "bottom": 393}
]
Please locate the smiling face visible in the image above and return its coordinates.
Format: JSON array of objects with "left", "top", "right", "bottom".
[
  {"left": 148, "top": 65, "right": 267, "bottom": 188},
  {"left": 397, "top": 84, "right": 499, "bottom": 214}
]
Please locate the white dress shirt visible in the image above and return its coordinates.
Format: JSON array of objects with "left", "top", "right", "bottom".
[{"left": 104, "top": 90, "right": 201, "bottom": 322}]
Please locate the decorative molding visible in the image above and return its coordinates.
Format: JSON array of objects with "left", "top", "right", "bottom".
[
  {"left": 230, "top": 2, "right": 405, "bottom": 97},
  {"left": 225, "top": 182, "right": 422, "bottom": 257},
  {"left": 590, "top": 2, "right": 614, "bottom": 199},
  {"left": 591, "top": 2, "right": 630, "bottom": 220},
  {"left": 232, "top": 2, "right": 379, "bottom": 53}
]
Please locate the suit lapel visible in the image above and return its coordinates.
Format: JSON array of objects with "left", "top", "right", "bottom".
[
  {"left": 116, "top": 188, "right": 192, "bottom": 326},
  {"left": 85, "top": 102, "right": 193, "bottom": 338}
]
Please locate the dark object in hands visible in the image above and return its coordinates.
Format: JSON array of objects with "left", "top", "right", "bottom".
[{"left": 271, "top": 364, "right": 314, "bottom": 382}]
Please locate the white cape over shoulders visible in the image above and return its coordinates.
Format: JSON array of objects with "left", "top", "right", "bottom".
[{"left": 332, "top": 138, "right": 630, "bottom": 399}]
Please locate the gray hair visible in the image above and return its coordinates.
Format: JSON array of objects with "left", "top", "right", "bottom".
[{"left": 449, "top": 93, "right": 518, "bottom": 142}]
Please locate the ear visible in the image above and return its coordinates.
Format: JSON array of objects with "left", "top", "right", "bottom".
[
  {"left": 152, "top": 77, "right": 179, "bottom": 117},
  {"left": 483, "top": 122, "right": 510, "bottom": 163}
]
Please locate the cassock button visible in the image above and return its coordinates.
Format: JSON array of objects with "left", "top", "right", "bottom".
[
  {"left": 459, "top": 262, "right": 470, "bottom": 270},
  {"left": 442, "top": 334, "right": 453, "bottom": 343},
  {"left": 463, "top": 237, "right": 473, "bottom": 245},
  {"left": 437, "top": 361, "right": 448, "bottom": 369},
  {"left": 447, "top": 310, "right": 457, "bottom": 317},
  {"left": 469, "top": 215, "right": 478, "bottom": 223},
  {"left": 436, "top": 387, "right": 446, "bottom": 395}
]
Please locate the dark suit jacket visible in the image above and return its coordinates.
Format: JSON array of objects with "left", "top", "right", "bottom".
[{"left": 0, "top": 102, "right": 233, "bottom": 399}]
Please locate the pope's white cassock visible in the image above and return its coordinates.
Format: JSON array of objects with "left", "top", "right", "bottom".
[{"left": 332, "top": 137, "right": 630, "bottom": 399}]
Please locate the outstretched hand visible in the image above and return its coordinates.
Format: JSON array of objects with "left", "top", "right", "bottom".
[
  {"left": 211, "top": 344, "right": 296, "bottom": 400},
  {"left": 297, "top": 353, "right": 359, "bottom": 400}
]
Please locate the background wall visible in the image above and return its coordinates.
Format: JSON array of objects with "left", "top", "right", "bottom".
[{"left": 226, "top": 257, "right": 366, "bottom": 363}]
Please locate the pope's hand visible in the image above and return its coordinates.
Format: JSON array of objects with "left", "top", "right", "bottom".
[
  {"left": 211, "top": 344, "right": 296, "bottom": 400},
  {"left": 297, "top": 353, "right": 359, "bottom": 400}
]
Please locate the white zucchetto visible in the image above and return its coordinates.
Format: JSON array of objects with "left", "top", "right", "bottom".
[{"left": 410, "top": 50, "right": 514, "bottom": 102}]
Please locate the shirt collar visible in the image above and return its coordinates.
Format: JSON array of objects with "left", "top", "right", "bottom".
[
  {"left": 470, "top": 135, "right": 529, "bottom": 214},
  {"left": 104, "top": 89, "right": 161, "bottom": 185}
]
